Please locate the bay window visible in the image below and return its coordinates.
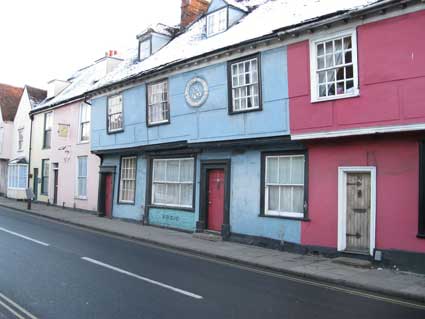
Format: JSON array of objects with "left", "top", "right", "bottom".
[
  {"left": 151, "top": 158, "right": 194, "bottom": 209},
  {"left": 7, "top": 164, "right": 28, "bottom": 189}
]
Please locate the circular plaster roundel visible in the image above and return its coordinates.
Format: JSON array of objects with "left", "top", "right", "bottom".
[{"left": 184, "top": 77, "right": 209, "bottom": 107}]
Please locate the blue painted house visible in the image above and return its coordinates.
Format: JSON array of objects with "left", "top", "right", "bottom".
[{"left": 88, "top": 0, "right": 306, "bottom": 247}]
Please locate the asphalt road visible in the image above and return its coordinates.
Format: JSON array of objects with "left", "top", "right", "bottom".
[{"left": 0, "top": 206, "right": 424, "bottom": 319}]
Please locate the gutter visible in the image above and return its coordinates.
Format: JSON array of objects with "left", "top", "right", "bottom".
[{"left": 30, "top": 95, "right": 85, "bottom": 116}]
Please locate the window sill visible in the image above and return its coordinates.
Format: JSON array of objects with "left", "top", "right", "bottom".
[
  {"left": 148, "top": 204, "right": 194, "bottom": 212},
  {"left": 118, "top": 200, "right": 135, "bottom": 206},
  {"left": 228, "top": 107, "right": 262, "bottom": 115},
  {"left": 417, "top": 233, "right": 425, "bottom": 239},
  {"left": 258, "top": 213, "right": 310, "bottom": 222},
  {"left": 75, "top": 197, "right": 88, "bottom": 201},
  {"left": 311, "top": 91, "right": 360, "bottom": 103},
  {"left": 147, "top": 120, "right": 170, "bottom": 128},
  {"left": 78, "top": 140, "right": 90, "bottom": 145},
  {"left": 107, "top": 129, "right": 124, "bottom": 135}
]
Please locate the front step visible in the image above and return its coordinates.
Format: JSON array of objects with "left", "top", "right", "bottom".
[
  {"left": 193, "top": 232, "right": 222, "bottom": 242},
  {"left": 332, "top": 256, "right": 372, "bottom": 268}
]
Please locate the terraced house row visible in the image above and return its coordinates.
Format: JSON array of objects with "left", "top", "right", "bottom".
[{"left": 1, "top": 0, "right": 424, "bottom": 270}]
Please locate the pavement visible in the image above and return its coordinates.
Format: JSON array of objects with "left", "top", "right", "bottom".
[{"left": 0, "top": 196, "right": 424, "bottom": 306}]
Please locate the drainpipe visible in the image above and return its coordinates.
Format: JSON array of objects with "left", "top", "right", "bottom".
[{"left": 27, "top": 113, "right": 34, "bottom": 207}]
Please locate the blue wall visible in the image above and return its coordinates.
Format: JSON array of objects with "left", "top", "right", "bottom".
[
  {"left": 91, "top": 46, "right": 289, "bottom": 152},
  {"left": 101, "top": 146, "right": 301, "bottom": 244}
]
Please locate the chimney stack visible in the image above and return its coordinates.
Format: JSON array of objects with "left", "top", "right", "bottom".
[{"left": 181, "top": 0, "right": 210, "bottom": 28}]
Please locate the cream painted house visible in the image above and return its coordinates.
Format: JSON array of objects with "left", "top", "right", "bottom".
[{"left": 7, "top": 86, "right": 46, "bottom": 199}]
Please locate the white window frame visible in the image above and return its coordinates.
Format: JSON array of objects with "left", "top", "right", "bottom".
[
  {"left": 264, "top": 154, "right": 306, "bottom": 219},
  {"left": 230, "top": 55, "right": 261, "bottom": 113},
  {"left": 107, "top": 94, "right": 123, "bottom": 133},
  {"left": 76, "top": 156, "right": 88, "bottom": 199},
  {"left": 139, "top": 38, "right": 151, "bottom": 61},
  {"left": 310, "top": 29, "right": 359, "bottom": 103},
  {"left": 17, "top": 128, "right": 24, "bottom": 152},
  {"left": 43, "top": 112, "right": 53, "bottom": 149},
  {"left": 79, "top": 103, "right": 90, "bottom": 143},
  {"left": 7, "top": 164, "right": 28, "bottom": 190},
  {"left": 151, "top": 158, "right": 194, "bottom": 209},
  {"left": 147, "top": 80, "right": 169, "bottom": 126},
  {"left": 119, "top": 156, "right": 137, "bottom": 204},
  {"left": 337, "top": 166, "right": 376, "bottom": 256},
  {"left": 206, "top": 8, "right": 228, "bottom": 37}
]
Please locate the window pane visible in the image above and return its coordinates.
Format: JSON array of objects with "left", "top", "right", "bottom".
[
  {"left": 166, "top": 160, "right": 179, "bottom": 182},
  {"left": 268, "top": 186, "right": 279, "bottom": 211},
  {"left": 180, "top": 184, "right": 193, "bottom": 207},
  {"left": 291, "top": 156, "right": 305, "bottom": 184},
  {"left": 293, "top": 186, "right": 304, "bottom": 213},
  {"left": 266, "top": 157, "right": 278, "bottom": 184},
  {"left": 153, "top": 183, "right": 167, "bottom": 204},
  {"left": 166, "top": 183, "right": 179, "bottom": 205},
  {"left": 180, "top": 159, "right": 194, "bottom": 182},
  {"left": 153, "top": 160, "right": 166, "bottom": 182},
  {"left": 278, "top": 157, "right": 291, "bottom": 184},
  {"left": 279, "top": 186, "right": 292, "bottom": 213}
]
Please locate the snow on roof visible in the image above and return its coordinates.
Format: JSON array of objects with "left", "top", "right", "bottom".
[
  {"left": 26, "top": 86, "right": 47, "bottom": 108},
  {"left": 137, "top": 23, "right": 178, "bottom": 39},
  {"left": 90, "top": 0, "right": 380, "bottom": 93},
  {"left": 224, "top": 0, "right": 249, "bottom": 12}
]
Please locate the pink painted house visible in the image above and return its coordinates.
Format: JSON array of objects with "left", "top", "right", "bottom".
[{"left": 286, "top": 4, "right": 425, "bottom": 269}]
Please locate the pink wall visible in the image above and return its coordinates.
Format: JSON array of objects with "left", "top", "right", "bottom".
[
  {"left": 51, "top": 101, "right": 99, "bottom": 212},
  {"left": 288, "top": 10, "right": 425, "bottom": 134},
  {"left": 301, "top": 134, "right": 424, "bottom": 253}
]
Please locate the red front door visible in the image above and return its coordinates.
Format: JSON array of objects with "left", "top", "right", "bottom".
[
  {"left": 207, "top": 169, "right": 225, "bottom": 232},
  {"left": 105, "top": 174, "right": 113, "bottom": 218}
]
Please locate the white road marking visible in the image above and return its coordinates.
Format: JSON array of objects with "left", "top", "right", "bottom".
[
  {"left": 0, "top": 292, "right": 39, "bottom": 319},
  {"left": 0, "top": 227, "right": 49, "bottom": 247},
  {"left": 82, "top": 257, "right": 203, "bottom": 300}
]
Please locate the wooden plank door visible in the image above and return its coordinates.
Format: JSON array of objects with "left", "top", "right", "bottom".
[
  {"left": 207, "top": 169, "right": 225, "bottom": 232},
  {"left": 346, "top": 172, "right": 371, "bottom": 253},
  {"left": 105, "top": 174, "right": 113, "bottom": 218}
]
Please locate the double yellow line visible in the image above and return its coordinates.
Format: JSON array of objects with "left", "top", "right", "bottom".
[{"left": 0, "top": 293, "right": 38, "bottom": 319}]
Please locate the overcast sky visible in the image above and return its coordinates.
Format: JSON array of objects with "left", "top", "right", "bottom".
[{"left": 0, "top": 0, "right": 182, "bottom": 90}]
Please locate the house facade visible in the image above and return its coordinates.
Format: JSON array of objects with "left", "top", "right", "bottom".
[
  {"left": 0, "top": 84, "right": 23, "bottom": 196},
  {"left": 7, "top": 86, "right": 46, "bottom": 200},
  {"left": 286, "top": 4, "right": 425, "bottom": 267},
  {"left": 27, "top": 55, "right": 122, "bottom": 211},
  {"left": 86, "top": 0, "right": 424, "bottom": 268}
]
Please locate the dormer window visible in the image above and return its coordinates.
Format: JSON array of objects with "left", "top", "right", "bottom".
[
  {"left": 139, "top": 39, "right": 151, "bottom": 61},
  {"left": 207, "top": 8, "right": 227, "bottom": 37}
]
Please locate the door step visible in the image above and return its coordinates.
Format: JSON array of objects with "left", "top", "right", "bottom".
[
  {"left": 332, "top": 256, "right": 372, "bottom": 268},
  {"left": 193, "top": 232, "right": 222, "bottom": 242}
]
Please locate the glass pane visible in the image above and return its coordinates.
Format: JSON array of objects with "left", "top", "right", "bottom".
[
  {"left": 166, "top": 183, "right": 179, "bottom": 205},
  {"left": 317, "top": 43, "right": 324, "bottom": 56},
  {"left": 319, "top": 84, "right": 327, "bottom": 97},
  {"left": 335, "top": 52, "right": 343, "bottom": 65},
  {"left": 317, "top": 57, "right": 324, "bottom": 69},
  {"left": 153, "top": 183, "right": 167, "bottom": 204},
  {"left": 346, "top": 80, "right": 354, "bottom": 92},
  {"left": 153, "top": 160, "right": 166, "bottom": 182},
  {"left": 266, "top": 157, "right": 278, "bottom": 184},
  {"left": 344, "top": 36, "right": 352, "bottom": 49},
  {"left": 166, "top": 160, "right": 179, "bottom": 182},
  {"left": 293, "top": 186, "right": 304, "bottom": 213},
  {"left": 327, "top": 70, "right": 335, "bottom": 82},
  {"left": 279, "top": 186, "right": 292, "bottom": 213},
  {"left": 180, "top": 184, "right": 193, "bottom": 207},
  {"left": 344, "top": 50, "right": 352, "bottom": 64},
  {"left": 334, "top": 39, "right": 342, "bottom": 51},
  {"left": 278, "top": 156, "right": 290, "bottom": 184},
  {"left": 290, "top": 156, "right": 304, "bottom": 184},
  {"left": 336, "top": 67, "right": 344, "bottom": 81},
  {"left": 326, "top": 54, "right": 334, "bottom": 68},
  {"left": 327, "top": 83, "right": 335, "bottom": 96},
  {"left": 325, "top": 41, "right": 333, "bottom": 54},
  {"left": 318, "top": 71, "right": 326, "bottom": 84},
  {"left": 337, "top": 81, "right": 345, "bottom": 95},
  {"left": 346, "top": 65, "right": 353, "bottom": 79},
  {"left": 268, "top": 186, "right": 279, "bottom": 212},
  {"left": 180, "top": 159, "right": 194, "bottom": 182}
]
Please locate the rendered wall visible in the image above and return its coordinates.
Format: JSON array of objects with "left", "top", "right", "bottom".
[
  {"left": 288, "top": 10, "right": 425, "bottom": 135},
  {"left": 91, "top": 46, "right": 289, "bottom": 151},
  {"left": 301, "top": 134, "right": 424, "bottom": 254}
]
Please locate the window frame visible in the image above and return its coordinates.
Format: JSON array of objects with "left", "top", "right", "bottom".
[
  {"left": 43, "top": 112, "right": 53, "bottom": 149},
  {"left": 206, "top": 7, "right": 228, "bottom": 37},
  {"left": 309, "top": 29, "right": 359, "bottom": 103},
  {"left": 7, "top": 164, "right": 28, "bottom": 190},
  {"left": 107, "top": 94, "right": 124, "bottom": 134},
  {"left": 118, "top": 156, "right": 137, "bottom": 205},
  {"left": 41, "top": 159, "right": 50, "bottom": 195},
  {"left": 76, "top": 156, "right": 88, "bottom": 199},
  {"left": 149, "top": 156, "right": 196, "bottom": 212},
  {"left": 146, "top": 79, "right": 170, "bottom": 127},
  {"left": 138, "top": 37, "right": 152, "bottom": 61},
  {"left": 260, "top": 150, "right": 309, "bottom": 221},
  {"left": 17, "top": 128, "right": 24, "bottom": 152},
  {"left": 227, "top": 53, "right": 263, "bottom": 115},
  {"left": 79, "top": 103, "right": 90, "bottom": 143}
]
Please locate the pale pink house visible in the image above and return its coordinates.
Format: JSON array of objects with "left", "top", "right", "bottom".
[{"left": 29, "top": 55, "right": 122, "bottom": 212}]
